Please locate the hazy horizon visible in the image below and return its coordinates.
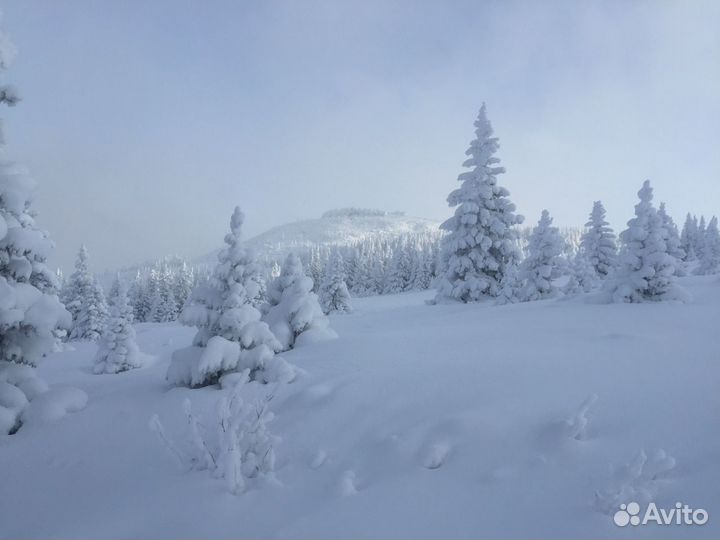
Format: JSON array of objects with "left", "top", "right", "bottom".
[{"left": 2, "top": 0, "right": 719, "bottom": 273}]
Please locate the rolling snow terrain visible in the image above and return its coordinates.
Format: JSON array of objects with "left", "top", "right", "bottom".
[{"left": 1, "top": 275, "right": 718, "bottom": 539}]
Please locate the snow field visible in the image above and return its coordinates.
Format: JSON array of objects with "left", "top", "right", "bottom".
[{"left": 1, "top": 276, "right": 718, "bottom": 538}]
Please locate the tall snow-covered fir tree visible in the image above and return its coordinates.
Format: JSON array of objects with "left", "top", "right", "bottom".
[
  {"left": 168, "top": 207, "right": 293, "bottom": 387},
  {"left": 606, "top": 181, "right": 686, "bottom": 303},
  {"left": 383, "top": 243, "right": 412, "bottom": 294},
  {"left": 94, "top": 278, "right": 141, "bottom": 374},
  {"left": 680, "top": 213, "right": 698, "bottom": 262},
  {"left": 657, "top": 202, "right": 686, "bottom": 276},
  {"left": 320, "top": 252, "right": 352, "bottom": 314},
  {"left": 695, "top": 216, "right": 720, "bottom": 275},
  {"left": 579, "top": 201, "right": 617, "bottom": 277},
  {"left": 63, "top": 245, "right": 108, "bottom": 341},
  {"left": 263, "top": 253, "right": 333, "bottom": 350},
  {"left": 518, "top": 210, "right": 566, "bottom": 301},
  {"left": 435, "top": 104, "right": 524, "bottom": 303},
  {"left": 0, "top": 21, "right": 77, "bottom": 434},
  {"left": 0, "top": 130, "right": 68, "bottom": 366}
]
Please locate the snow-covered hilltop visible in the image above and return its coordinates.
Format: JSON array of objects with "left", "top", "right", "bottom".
[{"left": 198, "top": 208, "right": 441, "bottom": 266}]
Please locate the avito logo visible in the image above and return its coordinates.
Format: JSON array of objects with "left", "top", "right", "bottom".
[{"left": 614, "top": 502, "right": 709, "bottom": 527}]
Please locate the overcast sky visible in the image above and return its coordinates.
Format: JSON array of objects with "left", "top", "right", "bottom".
[{"left": 2, "top": 0, "right": 719, "bottom": 273}]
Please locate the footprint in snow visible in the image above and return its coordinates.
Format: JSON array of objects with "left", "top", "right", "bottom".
[
  {"left": 423, "top": 442, "right": 450, "bottom": 469},
  {"left": 338, "top": 470, "right": 358, "bottom": 496},
  {"left": 310, "top": 450, "right": 327, "bottom": 469}
]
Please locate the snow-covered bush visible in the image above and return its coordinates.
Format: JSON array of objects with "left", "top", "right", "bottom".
[
  {"left": 0, "top": 23, "right": 84, "bottom": 434},
  {"left": 579, "top": 201, "right": 616, "bottom": 277},
  {"left": 94, "top": 278, "right": 141, "bottom": 374},
  {"left": 320, "top": 252, "right": 352, "bottom": 314},
  {"left": 150, "top": 375, "right": 279, "bottom": 495},
  {"left": 263, "top": 253, "right": 334, "bottom": 350},
  {"left": 606, "top": 181, "right": 687, "bottom": 303},
  {"left": 168, "top": 207, "right": 294, "bottom": 387},
  {"left": 62, "top": 245, "right": 108, "bottom": 341},
  {"left": 518, "top": 210, "right": 566, "bottom": 301},
  {"left": 435, "top": 103, "right": 524, "bottom": 303},
  {"left": 695, "top": 216, "right": 720, "bottom": 275}
]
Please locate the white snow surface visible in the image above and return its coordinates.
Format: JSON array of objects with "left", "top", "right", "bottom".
[{"left": 1, "top": 276, "right": 719, "bottom": 539}]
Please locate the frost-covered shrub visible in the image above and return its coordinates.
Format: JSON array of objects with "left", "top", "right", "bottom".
[
  {"left": 150, "top": 375, "right": 279, "bottom": 495},
  {"left": 434, "top": 104, "right": 524, "bottom": 303},
  {"left": 168, "top": 207, "right": 294, "bottom": 387},
  {"left": 264, "top": 253, "right": 334, "bottom": 350},
  {"left": 320, "top": 252, "right": 352, "bottom": 314},
  {"left": 518, "top": 210, "right": 566, "bottom": 301},
  {"left": 94, "top": 278, "right": 141, "bottom": 374},
  {"left": 606, "top": 181, "right": 687, "bottom": 303}
]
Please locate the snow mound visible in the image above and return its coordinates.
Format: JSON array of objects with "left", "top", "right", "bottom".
[{"left": 21, "top": 386, "right": 88, "bottom": 426}]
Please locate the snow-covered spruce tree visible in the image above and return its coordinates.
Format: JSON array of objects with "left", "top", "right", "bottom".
[
  {"left": 606, "top": 181, "right": 686, "bottom": 303},
  {"left": 168, "top": 207, "right": 293, "bottom": 387},
  {"left": 320, "top": 252, "right": 352, "bottom": 314},
  {"left": 658, "top": 203, "right": 686, "bottom": 276},
  {"left": 580, "top": 201, "right": 617, "bottom": 278},
  {"left": 383, "top": 245, "right": 411, "bottom": 294},
  {"left": 263, "top": 253, "right": 333, "bottom": 350},
  {"left": 495, "top": 264, "right": 522, "bottom": 305},
  {"left": 349, "top": 252, "right": 373, "bottom": 297},
  {"left": 129, "top": 271, "right": 149, "bottom": 322},
  {"left": 517, "top": 210, "right": 566, "bottom": 301},
  {"left": 264, "top": 253, "right": 305, "bottom": 312},
  {"left": 435, "top": 104, "right": 524, "bottom": 303},
  {"left": 307, "top": 247, "right": 323, "bottom": 294},
  {"left": 564, "top": 251, "right": 600, "bottom": 294},
  {"left": 0, "top": 24, "right": 84, "bottom": 434},
  {"left": 695, "top": 216, "right": 720, "bottom": 275},
  {"left": 173, "top": 262, "right": 194, "bottom": 314},
  {"left": 149, "top": 266, "right": 177, "bottom": 322},
  {"left": 697, "top": 216, "right": 707, "bottom": 259},
  {"left": 680, "top": 213, "right": 698, "bottom": 262},
  {"left": 63, "top": 245, "right": 108, "bottom": 341},
  {"left": 94, "top": 278, "right": 141, "bottom": 374}
]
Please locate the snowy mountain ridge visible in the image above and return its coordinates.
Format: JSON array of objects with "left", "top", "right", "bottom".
[{"left": 197, "top": 208, "right": 441, "bottom": 266}]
